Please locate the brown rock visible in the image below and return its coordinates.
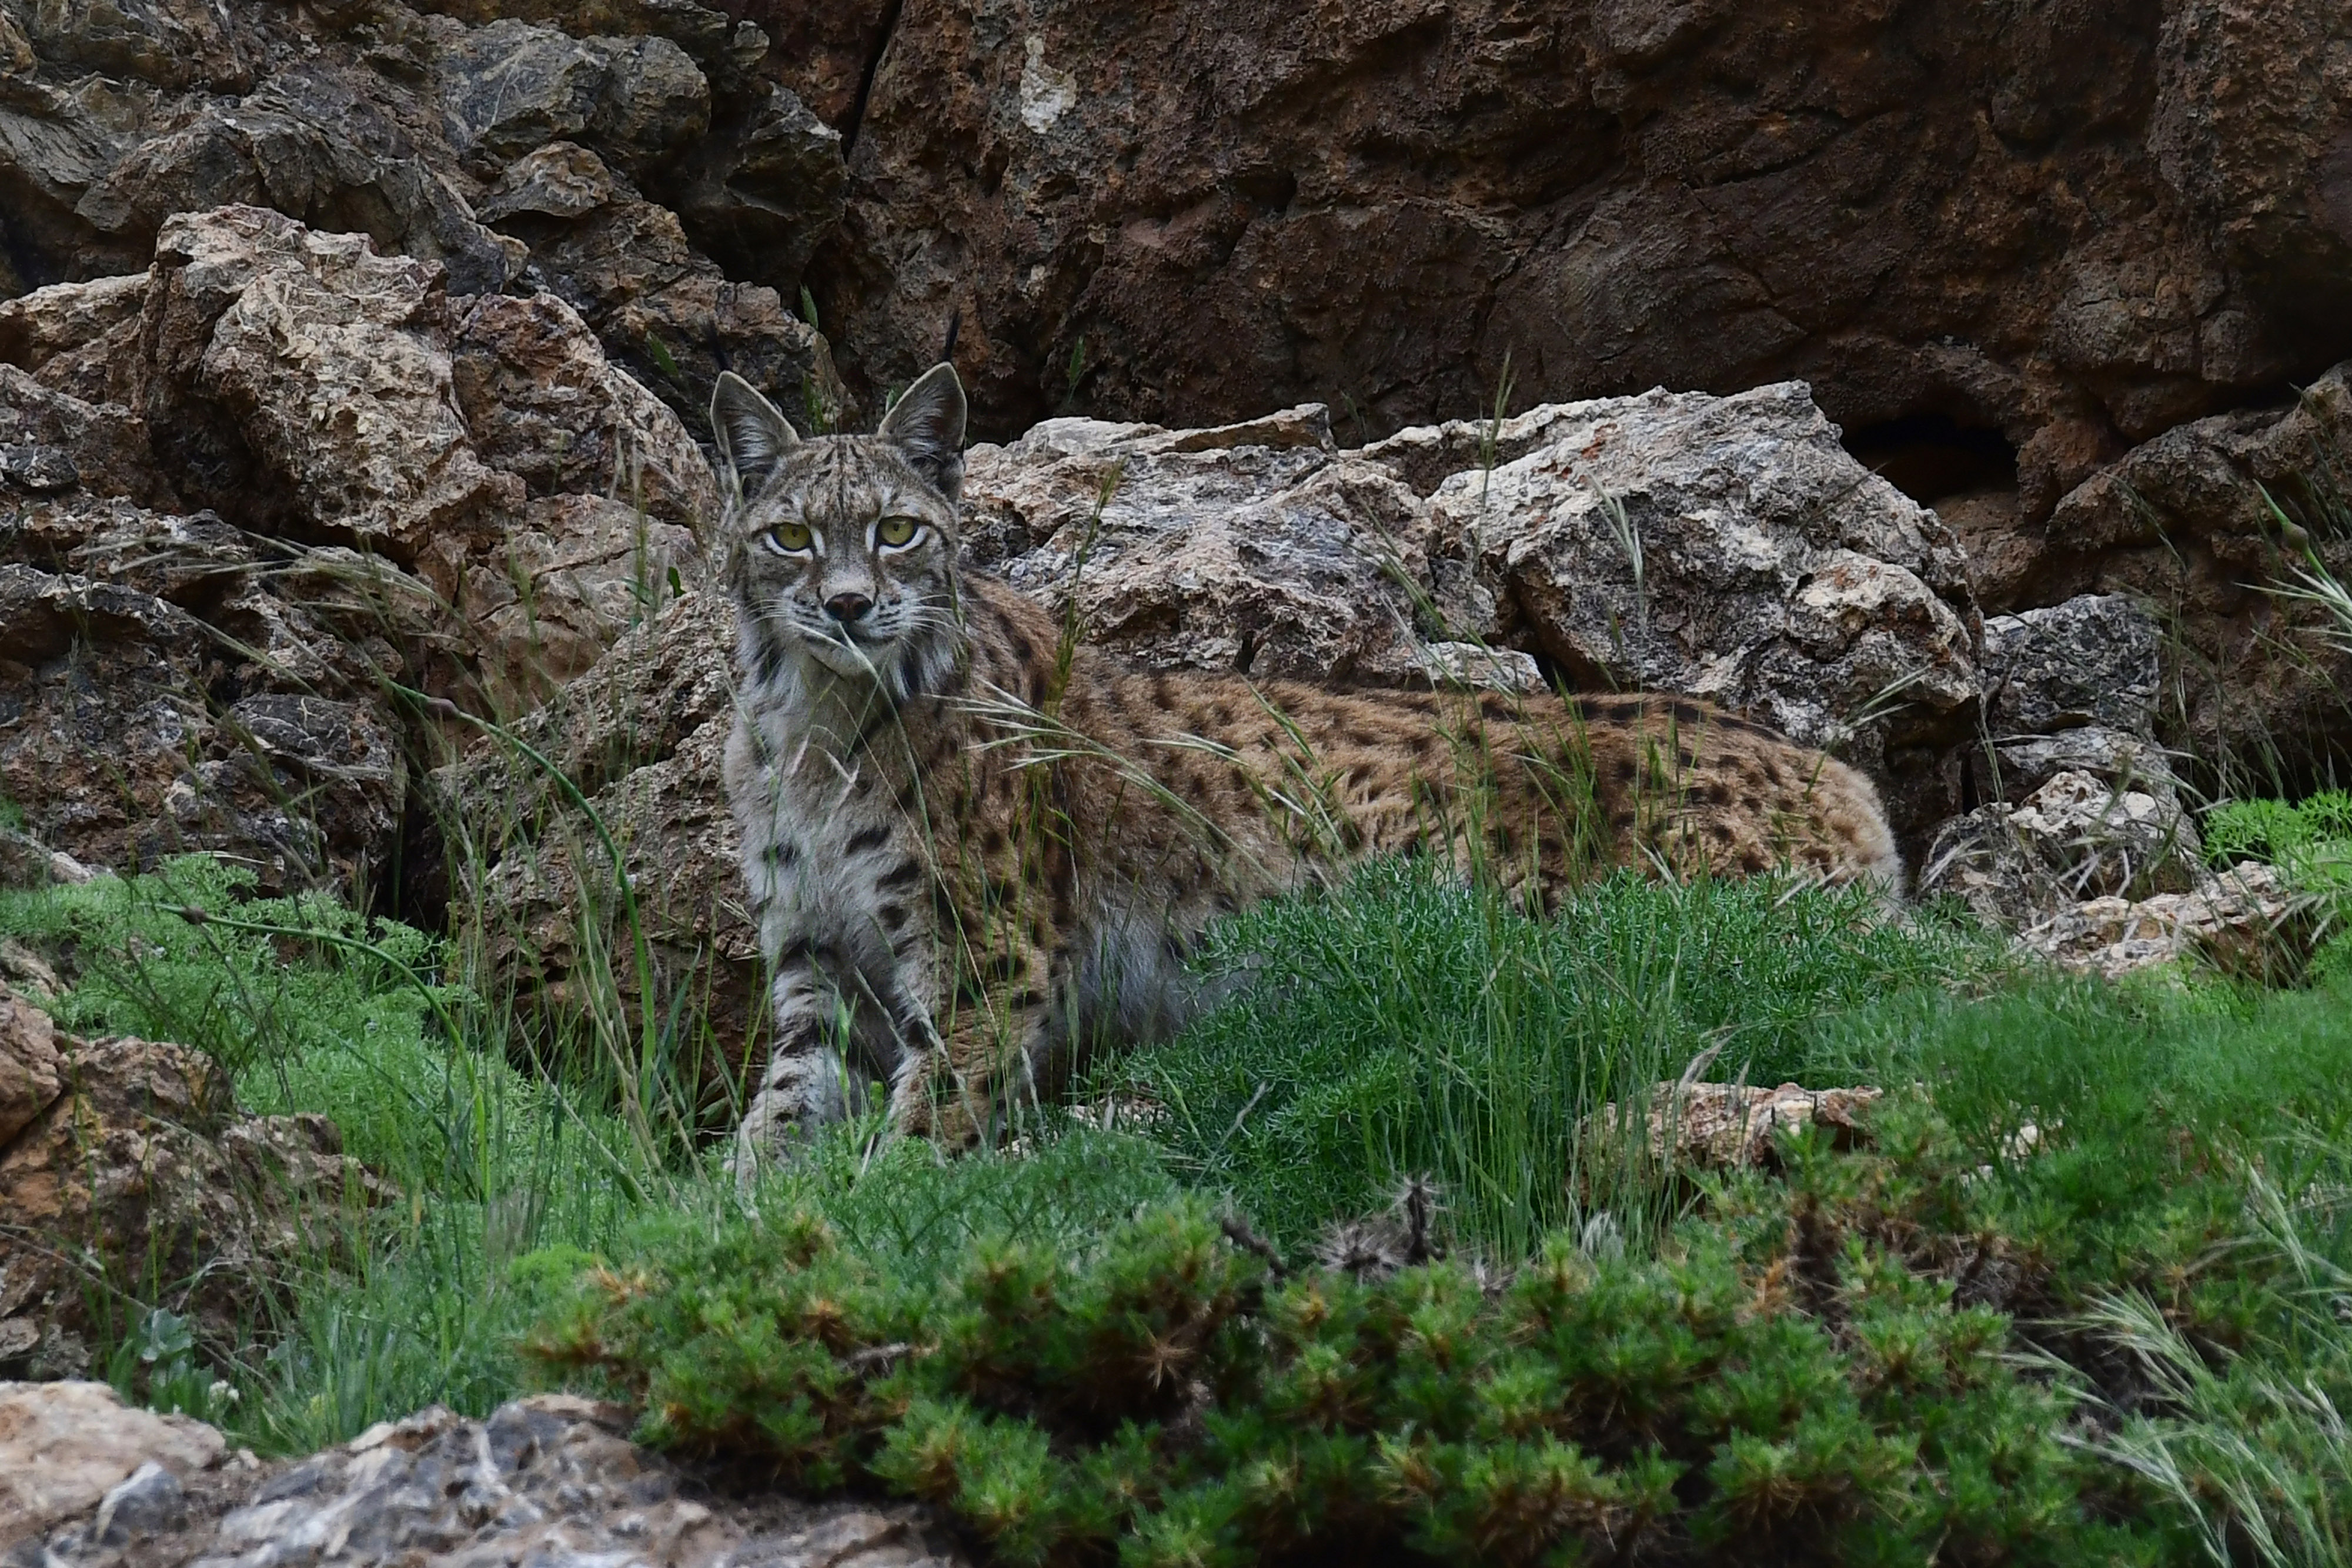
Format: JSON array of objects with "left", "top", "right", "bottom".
[
  {"left": 0, "top": 274, "right": 148, "bottom": 377},
  {"left": 148, "top": 205, "right": 522, "bottom": 560},
  {"left": 0, "top": 500, "right": 412, "bottom": 892},
  {"left": 0, "top": 1381, "right": 225, "bottom": 1547},
  {"left": 0, "top": 1004, "right": 394, "bottom": 1379},
  {"left": 482, "top": 141, "right": 845, "bottom": 435},
  {"left": 2041, "top": 362, "right": 2352, "bottom": 787},
  {"left": 417, "top": 493, "right": 699, "bottom": 713},
  {"left": 0, "top": 986, "right": 59, "bottom": 1146},
  {"left": 435, "top": 589, "right": 760, "bottom": 1096},
  {"left": 2031, "top": 860, "right": 2303, "bottom": 982},
  {"left": 449, "top": 289, "right": 720, "bottom": 531},
  {"left": 811, "top": 0, "right": 2351, "bottom": 499}
]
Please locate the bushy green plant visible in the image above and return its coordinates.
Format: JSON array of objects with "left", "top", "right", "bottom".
[
  {"left": 530, "top": 1128, "right": 2160, "bottom": 1567},
  {"left": 1128, "top": 861, "right": 2003, "bottom": 1257}
]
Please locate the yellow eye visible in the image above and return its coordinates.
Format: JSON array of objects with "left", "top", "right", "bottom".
[
  {"left": 766, "top": 521, "right": 813, "bottom": 553},
  {"left": 877, "top": 516, "right": 920, "bottom": 548}
]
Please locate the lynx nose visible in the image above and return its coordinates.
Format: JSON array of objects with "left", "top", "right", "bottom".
[{"left": 824, "top": 591, "right": 874, "bottom": 623}]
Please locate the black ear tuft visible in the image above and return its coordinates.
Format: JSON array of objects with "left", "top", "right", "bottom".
[
  {"left": 878, "top": 362, "right": 968, "bottom": 500},
  {"left": 710, "top": 372, "right": 800, "bottom": 496}
]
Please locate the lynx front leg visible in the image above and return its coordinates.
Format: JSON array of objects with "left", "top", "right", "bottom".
[
  {"left": 887, "top": 944, "right": 1060, "bottom": 1148},
  {"left": 730, "top": 959, "right": 858, "bottom": 1195}
]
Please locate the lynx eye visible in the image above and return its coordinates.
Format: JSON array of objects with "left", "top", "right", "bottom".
[
  {"left": 877, "top": 516, "right": 921, "bottom": 549},
  {"left": 764, "top": 521, "right": 813, "bottom": 554}
]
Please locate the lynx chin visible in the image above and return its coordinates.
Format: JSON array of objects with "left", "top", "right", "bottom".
[{"left": 710, "top": 363, "right": 1901, "bottom": 1178}]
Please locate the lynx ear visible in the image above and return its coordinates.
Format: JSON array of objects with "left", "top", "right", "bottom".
[
  {"left": 710, "top": 372, "right": 800, "bottom": 496},
  {"left": 878, "top": 362, "right": 968, "bottom": 500}
]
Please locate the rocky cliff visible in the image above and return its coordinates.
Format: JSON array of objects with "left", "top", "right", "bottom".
[{"left": 3, "top": 0, "right": 2350, "bottom": 922}]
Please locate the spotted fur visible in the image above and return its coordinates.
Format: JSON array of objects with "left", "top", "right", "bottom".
[{"left": 711, "top": 365, "right": 1902, "bottom": 1177}]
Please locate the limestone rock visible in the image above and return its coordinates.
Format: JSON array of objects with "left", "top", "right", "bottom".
[
  {"left": 1976, "top": 593, "right": 2171, "bottom": 800},
  {"left": 1589, "top": 1081, "right": 1882, "bottom": 1174},
  {"left": 1922, "top": 769, "right": 2204, "bottom": 930},
  {"left": 0, "top": 997, "right": 394, "bottom": 1379},
  {"left": 0, "top": 274, "right": 148, "bottom": 380},
  {"left": 148, "top": 205, "right": 522, "bottom": 560},
  {"left": 0, "top": 1381, "right": 225, "bottom": 1547},
  {"left": 13, "top": 1395, "right": 965, "bottom": 1567},
  {"left": 1441, "top": 382, "right": 1980, "bottom": 836},
  {"left": 1980, "top": 594, "right": 2161, "bottom": 739},
  {"left": 966, "top": 404, "right": 1466, "bottom": 684},
  {"left": 2030, "top": 860, "right": 2301, "bottom": 982}
]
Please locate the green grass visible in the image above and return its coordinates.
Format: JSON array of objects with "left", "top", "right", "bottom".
[{"left": 1124, "top": 860, "right": 2006, "bottom": 1258}]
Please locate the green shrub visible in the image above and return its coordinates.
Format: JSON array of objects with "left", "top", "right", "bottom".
[
  {"left": 1127, "top": 862, "right": 2003, "bottom": 1258},
  {"left": 531, "top": 1127, "right": 2160, "bottom": 1567}
]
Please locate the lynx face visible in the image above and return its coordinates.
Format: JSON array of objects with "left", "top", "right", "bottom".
[{"left": 711, "top": 367, "right": 968, "bottom": 696}]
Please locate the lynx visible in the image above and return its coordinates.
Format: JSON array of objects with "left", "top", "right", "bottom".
[{"left": 711, "top": 364, "right": 1901, "bottom": 1174}]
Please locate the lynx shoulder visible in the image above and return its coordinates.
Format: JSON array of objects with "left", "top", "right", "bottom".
[{"left": 709, "top": 363, "right": 1901, "bottom": 1171}]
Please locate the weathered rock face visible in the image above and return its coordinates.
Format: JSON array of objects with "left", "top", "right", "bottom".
[
  {"left": 1, "top": 200, "right": 724, "bottom": 887},
  {"left": 1977, "top": 592, "right": 2174, "bottom": 804},
  {"left": 6, "top": 1393, "right": 967, "bottom": 1568},
  {"left": 812, "top": 0, "right": 2352, "bottom": 512},
  {"left": 0, "top": 500, "right": 410, "bottom": 894},
  {"left": 1429, "top": 383, "right": 1982, "bottom": 835},
  {"left": 0, "top": 985, "right": 392, "bottom": 1380}
]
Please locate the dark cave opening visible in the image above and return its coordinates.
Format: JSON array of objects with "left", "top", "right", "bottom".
[{"left": 1840, "top": 412, "right": 2019, "bottom": 503}]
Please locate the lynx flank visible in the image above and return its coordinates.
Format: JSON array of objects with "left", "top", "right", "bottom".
[{"left": 711, "top": 365, "right": 1900, "bottom": 1172}]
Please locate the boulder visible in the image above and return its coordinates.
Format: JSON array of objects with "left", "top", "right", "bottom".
[
  {"left": 2030, "top": 860, "right": 2301, "bottom": 982},
  {"left": 143, "top": 205, "right": 523, "bottom": 560},
  {"left": 0, "top": 991, "right": 393, "bottom": 1379},
  {"left": 435, "top": 19, "right": 711, "bottom": 179},
  {"left": 447, "top": 287, "right": 720, "bottom": 530},
  {"left": 482, "top": 141, "right": 846, "bottom": 434},
  {"left": 1977, "top": 593, "right": 2173, "bottom": 800},
  {"left": 434, "top": 588, "right": 759, "bottom": 1094},
  {"left": 0, "top": 367, "right": 171, "bottom": 508},
  {"left": 1432, "top": 382, "right": 1982, "bottom": 835},
  {"left": 965, "top": 404, "right": 1469, "bottom": 684},
  {"left": 10, "top": 1395, "right": 965, "bottom": 1567},
  {"left": 1921, "top": 769, "right": 2204, "bottom": 931},
  {"left": 0, "top": 1381, "right": 226, "bottom": 1549},
  {"left": 2039, "top": 362, "right": 2352, "bottom": 788}
]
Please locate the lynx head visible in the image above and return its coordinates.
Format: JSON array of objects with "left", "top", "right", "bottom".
[{"left": 710, "top": 363, "right": 968, "bottom": 696}]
